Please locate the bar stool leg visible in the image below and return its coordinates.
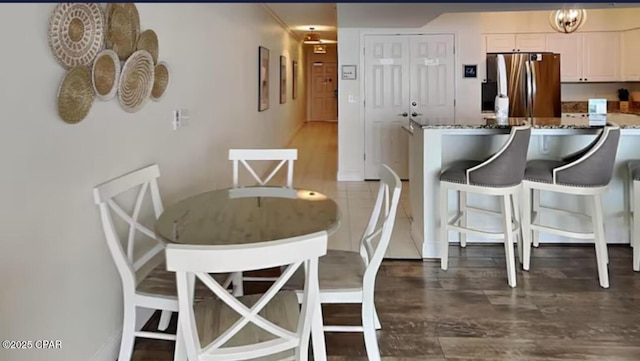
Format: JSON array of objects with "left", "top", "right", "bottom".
[
  {"left": 459, "top": 190, "right": 467, "bottom": 247},
  {"left": 634, "top": 179, "right": 640, "bottom": 271},
  {"left": 532, "top": 189, "right": 540, "bottom": 248},
  {"left": 501, "top": 194, "right": 517, "bottom": 288},
  {"left": 511, "top": 190, "right": 523, "bottom": 265},
  {"left": 592, "top": 194, "right": 610, "bottom": 289},
  {"left": 521, "top": 184, "right": 533, "bottom": 271},
  {"left": 440, "top": 185, "right": 450, "bottom": 270}
]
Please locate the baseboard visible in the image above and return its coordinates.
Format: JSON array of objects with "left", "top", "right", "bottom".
[
  {"left": 90, "top": 308, "right": 155, "bottom": 361},
  {"left": 337, "top": 171, "right": 362, "bottom": 181},
  {"left": 90, "top": 329, "right": 120, "bottom": 361}
]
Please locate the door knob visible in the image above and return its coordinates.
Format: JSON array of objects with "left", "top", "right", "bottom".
[
  {"left": 412, "top": 112, "right": 422, "bottom": 117},
  {"left": 398, "top": 112, "right": 408, "bottom": 117}
]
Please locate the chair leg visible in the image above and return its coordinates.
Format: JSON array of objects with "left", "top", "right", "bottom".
[
  {"left": 373, "top": 304, "right": 382, "bottom": 330},
  {"left": 440, "top": 185, "right": 450, "bottom": 270},
  {"left": 521, "top": 185, "right": 533, "bottom": 271},
  {"left": 511, "top": 191, "right": 523, "bottom": 265},
  {"left": 633, "top": 180, "right": 640, "bottom": 271},
  {"left": 592, "top": 194, "right": 610, "bottom": 289},
  {"left": 118, "top": 304, "right": 136, "bottom": 361},
  {"left": 311, "top": 301, "right": 327, "bottom": 361},
  {"left": 501, "top": 195, "right": 517, "bottom": 288},
  {"left": 532, "top": 189, "right": 540, "bottom": 248},
  {"left": 158, "top": 310, "right": 172, "bottom": 331},
  {"left": 173, "top": 317, "right": 187, "bottom": 361},
  {"left": 459, "top": 190, "right": 467, "bottom": 248},
  {"left": 362, "top": 297, "right": 382, "bottom": 361},
  {"left": 232, "top": 272, "right": 244, "bottom": 297}
]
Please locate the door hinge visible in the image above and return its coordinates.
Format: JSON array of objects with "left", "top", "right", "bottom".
[
  {"left": 363, "top": 99, "right": 366, "bottom": 107},
  {"left": 363, "top": 47, "right": 365, "bottom": 55},
  {"left": 454, "top": 99, "right": 456, "bottom": 106},
  {"left": 364, "top": 153, "right": 366, "bottom": 161}
]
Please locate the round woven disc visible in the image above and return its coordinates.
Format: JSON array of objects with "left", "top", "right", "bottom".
[
  {"left": 118, "top": 50, "right": 154, "bottom": 113},
  {"left": 48, "top": 3, "right": 105, "bottom": 69},
  {"left": 137, "top": 29, "right": 159, "bottom": 64},
  {"left": 151, "top": 62, "right": 170, "bottom": 101},
  {"left": 106, "top": 3, "right": 140, "bottom": 60},
  {"left": 92, "top": 49, "right": 120, "bottom": 101},
  {"left": 57, "top": 66, "right": 95, "bottom": 124}
]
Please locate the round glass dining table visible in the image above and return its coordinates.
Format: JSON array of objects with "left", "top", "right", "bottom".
[{"left": 155, "top": 186, "right": 341, "bottom": 245}]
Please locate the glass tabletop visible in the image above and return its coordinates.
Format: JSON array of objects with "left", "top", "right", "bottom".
[{"left": 155, "top": 187, "right": 341, "bottom": 246}]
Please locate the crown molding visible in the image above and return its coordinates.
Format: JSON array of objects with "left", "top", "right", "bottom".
[{"left": 261, "top": 4, "right": 302, "bottom": 42}]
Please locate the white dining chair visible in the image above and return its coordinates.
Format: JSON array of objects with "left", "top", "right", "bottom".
[
  {"left": 93, "top": 164, "right": 228, "bottom": 361},
  {"left": 285, "top": 164, "right": 402, "bottom": 361},
  {"left": 166, "top": 231, "right": 328, "bottom": 361},
  {"left": 229, "top": 148, "right": 298, "bottom": 296},
  {"left": 229, "top": 148, "right": 298, "bottom": 188}
]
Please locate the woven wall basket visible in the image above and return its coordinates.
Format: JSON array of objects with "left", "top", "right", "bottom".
[
  {"left": 105, "top": 3, "right": 140, "bottom": 60},
  {"left": 137, "top": 29, "right": 159, "bottom": 64},
  {"left": 92, "top": 49, "right": 120, "bottom": 101},
  {"left": 57, "top": 66, "right": 95, "bottom": 124},
  {"left": 48, "top": 3, "right": 105, "bottom": 69},
  {"left": 118, "top": 50, "right": 154, "bottom": 113},
  {"left": 151, "top": 62, "right": 170, "bottom": 101}
]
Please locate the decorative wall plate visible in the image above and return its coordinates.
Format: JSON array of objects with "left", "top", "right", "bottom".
[
  {"left": 57, "top": 66, "right": 95, "bottom": 124},
  {"left": 105, "top": 3, "right": 140, "bottom": 60},
  {"left": 151, "top": 62, "right": 170, "bottom": 101},
  {"left": 92, "top": 49, "right": 120, "bottom": 101},
  {"left": 136, "top": 29, "right": 159, "bottom": 64},
  {"left": 48, "top": 3, "right": 105, "bottom": 69},
  {"left": 118, "top": 50, "right": 154, "bottom": 113}
]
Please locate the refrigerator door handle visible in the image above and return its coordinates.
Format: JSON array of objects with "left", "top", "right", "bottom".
[
  {"left": 524, "top": 60, "right": 532, "bottom": 118},
  {"left": 530, "top": 61, "right": 537, "bottom": 117}
]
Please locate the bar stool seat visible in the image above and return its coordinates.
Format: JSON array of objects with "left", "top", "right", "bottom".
[
  {"left": 440, "top": 123, "right": 532, "bottom": 288},
  {"left": 521, "top": 123, "right": 621, "bottom": 289},
  {"left": 627, "top": 160, "right": 640, "bottom": 271}
]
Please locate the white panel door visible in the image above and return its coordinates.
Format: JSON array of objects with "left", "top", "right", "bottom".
[
  {"left": 364, "top": 35, "right": 411, "bottom": 180},
  {"left": 583, "top": 32, "right": 620, "bottom": 82},
  {"left": 364, "top": 34, "right": 455, "bottom": 180},
  {"left": 409, "top": 34, "right": 455, "bottom": 120}
]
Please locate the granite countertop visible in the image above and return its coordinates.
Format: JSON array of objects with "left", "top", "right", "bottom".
[{"left": 410, "top": 113, "right": 640, "bottom": 130}]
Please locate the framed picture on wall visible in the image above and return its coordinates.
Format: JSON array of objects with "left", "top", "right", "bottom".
[
  {"left": 292, "top": 60, "right": 298, "bottom": 100},
  {"left": 258, "top": 46, "right": 269, "bottom": 111},
  {"left": 280, "top": 56, "right": 287, "bottom": 104}
]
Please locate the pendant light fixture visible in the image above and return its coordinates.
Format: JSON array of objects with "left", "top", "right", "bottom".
[
  {"left": 549, "top": 8, "right": 587, "bottom": 34},
  {"left": 303, "top": 27, "right": 322, "bottom": 44}
]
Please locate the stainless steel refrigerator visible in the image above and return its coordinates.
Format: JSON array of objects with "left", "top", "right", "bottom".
[{"left": 484, "top": 52, "right": 561, "bottom": 117}]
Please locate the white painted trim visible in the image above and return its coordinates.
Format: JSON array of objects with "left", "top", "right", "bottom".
[
  {"left": 90, "top": 309, "right": 155, "bottom": 361},
  {"left": 260, "top": 4, "right": 302, "bottom": 42},
  {"left": 89, "top": 329, "right": 120, "bottom": 361},
  {"left": 337, "top": 171, "right": 363, "bottom": 181}
]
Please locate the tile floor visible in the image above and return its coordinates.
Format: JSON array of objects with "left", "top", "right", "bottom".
[{"left": 283, "top": 121, "right": 420, "bottom": 259}]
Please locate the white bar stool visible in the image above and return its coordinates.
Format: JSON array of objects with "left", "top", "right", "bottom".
[
  {"left": 521, "top": 123, "right": 621, "bottom": 288},
  {"left": 440, "top": 123, "right": 532, "bottom": 288},
  {"left": 627, "top": 160, "right": 640, "bottom": 271}
]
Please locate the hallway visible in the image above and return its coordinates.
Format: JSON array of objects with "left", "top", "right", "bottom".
[{"left": 287, "top": 121, "right": 420, "bottom": 259}]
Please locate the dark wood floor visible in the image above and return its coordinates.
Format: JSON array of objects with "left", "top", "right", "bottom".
[{"left": 132, "top": 244, "right": 640, "bottom": 360}]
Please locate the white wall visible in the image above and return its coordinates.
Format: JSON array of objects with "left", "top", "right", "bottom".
[
  {"left": 0, "top": 3, "right": 305, "bottom": 361},
  {"left": 337, "top": 8, "right": 640, "bottom": 180}
]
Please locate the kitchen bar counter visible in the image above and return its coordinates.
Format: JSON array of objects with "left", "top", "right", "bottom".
[{"left": 408, "top": 113, "right": 640, "bottom": 259}]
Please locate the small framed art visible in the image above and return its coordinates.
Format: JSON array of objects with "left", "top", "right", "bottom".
[
  {"left": 463, "top": 64, "right": 477, "bottom": 78},
  {"left": 258, "top": 46, "right": 270, "bottom": 111}
]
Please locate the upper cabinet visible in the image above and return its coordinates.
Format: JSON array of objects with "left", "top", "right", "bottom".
[
  {"left": 485, "top": 33, "right": 546, "bottom": 53},
  {"left": 479, "top": 35, "right": 487, "bottom": 83},
  {"left": 582, "top": 32, "right": 620, "bottom": 82},
  {"left": 622, "top": 28, "right": 640, "bottom": 81},
  {"left": 545, "top": 33, "right": 582, "bottom": 82}
]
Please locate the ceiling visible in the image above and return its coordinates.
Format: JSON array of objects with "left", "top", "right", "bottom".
[{"left": 264, "top": 3, "right": 640, "bottom": 43}]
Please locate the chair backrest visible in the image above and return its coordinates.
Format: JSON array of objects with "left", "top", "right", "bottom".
[
  {"left": 93, "top": 164, "right": 165, "bottom": 294},
  {"left": 467, "top": 123, "right": 532, "bottom": 187},
  {"left": 554, "top": 123, "right": 621, "bottom": 186},
  {"left": 165, "top": 231, "right": 327, "bottom": 361},
  {"left": 229, "top": 149, "right": 298, "bottom": 188},
  {"left": 358, "top": 164, "right": 402, "bottom": 292}
]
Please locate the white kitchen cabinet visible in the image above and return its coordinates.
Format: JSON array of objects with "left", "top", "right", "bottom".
[
  {"left": 545, "top": 32, "right": 619, "bottom": 82},
  {"left": 479, "top": 35, "right": 487, "bottom": 82},
  {"left": 621, "top": 28, "right": 640, "bottom": 81},
  {"left": 545, "top": 33, "right": 582, "bottom": 82},
  {"left": 582, "top": 32, "right": 620, "bottom": 82},
  {"left": 485, "top": 33, "right": 546, "bottom": 53}
]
